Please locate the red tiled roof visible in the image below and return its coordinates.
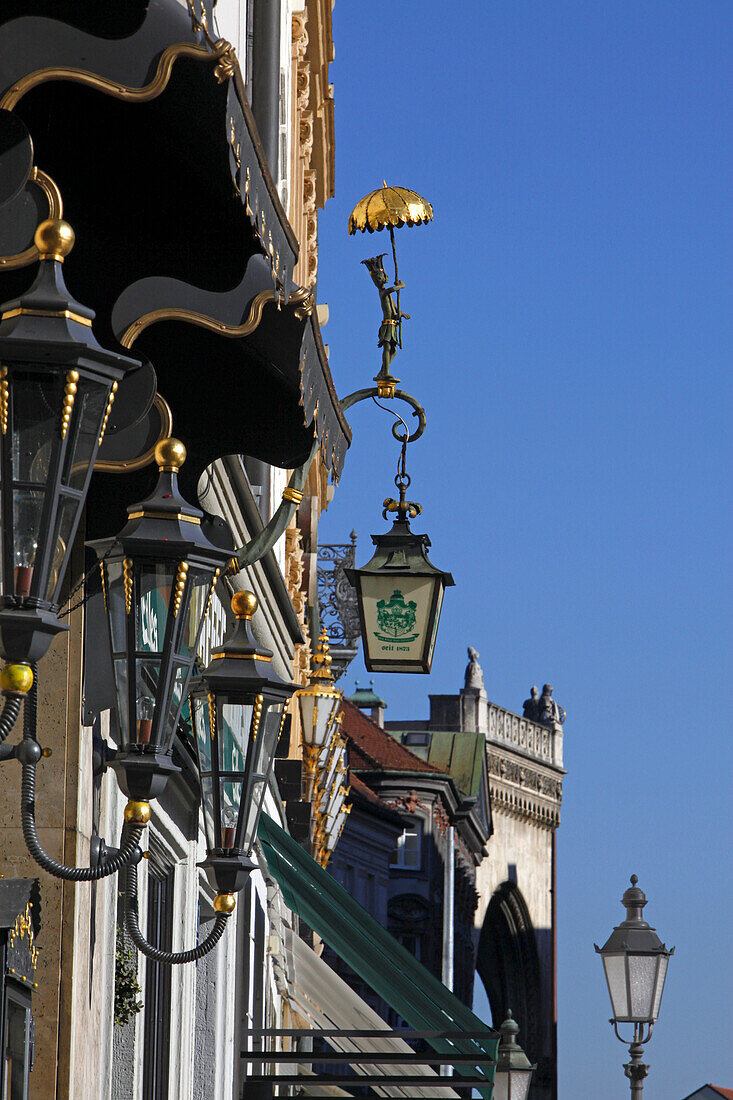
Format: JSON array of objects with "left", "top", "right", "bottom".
[
  {"left": 338, "top": 700, "right": 444, "bottom": 775},
  {"left": 711, "top": 1088, "right": 733, "bottom": 1099},
  {"left": 348, "top": 772, "right": 398, "bottom": 812}
]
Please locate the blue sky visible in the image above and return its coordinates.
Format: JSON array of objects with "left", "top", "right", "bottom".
[{"left": 316, "top": 3, "right": 733, "bottom": 1096}]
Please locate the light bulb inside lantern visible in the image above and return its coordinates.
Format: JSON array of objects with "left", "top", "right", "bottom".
[{"left": 136, "top": 695, "right": 154, "bottom": 744}]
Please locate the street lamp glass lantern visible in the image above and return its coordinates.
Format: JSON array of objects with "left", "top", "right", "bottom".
[
  {"left": 297, "top": 627, "right": 342, "bottom": 749},
  {"left": 493, "top": 1011, "right": 535, "bottom": 1100},
  {"left": 189, "top": 590, "right": 297, "bottom": 895},
  {"left": 345, "top": 515, "right": 454, "bottom": 674},
  {"left": 90, "top": 438, "right": 231, "bottom": 802},
  {"left": 0, "top": 220, "right": 133, "bottom": 664},
  {"left": 595, "top": 876, "right": 674, "bottom": 1025}
]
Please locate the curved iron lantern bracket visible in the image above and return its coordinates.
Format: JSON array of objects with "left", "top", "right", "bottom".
[
  {"left": 227, "top": 387, "right": 427, "bottom": 573},
  {"left": 339, "top": 387, "right": 427, "bottom": 444}
]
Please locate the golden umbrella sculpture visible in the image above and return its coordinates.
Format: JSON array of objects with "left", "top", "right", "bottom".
[{"left": 348, "top": 184, "right": 433, "bottom": 385}]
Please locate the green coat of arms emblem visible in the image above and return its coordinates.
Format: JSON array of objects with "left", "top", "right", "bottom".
[{"left": 375, "top": 589, "right": 419, "bottom": 642}]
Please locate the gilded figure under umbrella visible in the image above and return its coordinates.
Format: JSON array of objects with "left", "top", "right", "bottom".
[{"left": 348, "top": 184, "right": 433, "bottom": 394}]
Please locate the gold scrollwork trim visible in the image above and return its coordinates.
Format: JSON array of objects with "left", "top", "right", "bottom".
[
  {"left": 282, "top": 487, "right": 304, "bottom": 505},
  {"left": 119, "top": 289, "right": 278, "bottom": 349},
  {"left": 94, "top": 393, "right": 173, "bottom": 474},
  {"left": 0, "top": 40, "right": 228, "bottom": 112},
  {"left": 0, "top": 168, "right": 63, "bottom": 271}
]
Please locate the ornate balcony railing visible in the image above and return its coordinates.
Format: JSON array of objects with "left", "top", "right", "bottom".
[{"left": 486, "top": 703, "right": 563, "bottom": 769}]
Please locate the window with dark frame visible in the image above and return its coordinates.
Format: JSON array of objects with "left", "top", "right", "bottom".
[{"left": 142, "top": 861, "right": 174, "bottom": 1100}]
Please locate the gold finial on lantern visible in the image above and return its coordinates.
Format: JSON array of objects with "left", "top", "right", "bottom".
[
  {"left": 232, "top": 590, "right": 258, "bottom": 620},
  {"left": 311, "top": 626, "right": 334, "bottom": 683},
  {"left": 34, "top": 219, "right": 75, "bottom": 262},
  {"left": 154, "top": 437, "right": 187, "bottom": 472}
]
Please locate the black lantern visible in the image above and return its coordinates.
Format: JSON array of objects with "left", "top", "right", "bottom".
[
  {"left": 346, "top": 502, "right": 454, "bottom": 674},
  {"left": 0, "top": 220, "right": 134, "bottom": 664},
  {"left": 493, "top": 1011, "right": 535, "bottom": 1100},
  {"left": 90, "top": 438, "right": 232, "bottom": 802},
  {"left": 189, "top": 590, "right": 297, "bottom": 895},
  {"left": 595, "top": 875, "right": 673, "bottom": 1026}
]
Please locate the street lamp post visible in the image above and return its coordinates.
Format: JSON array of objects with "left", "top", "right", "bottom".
[
  {"left": 595, "top": 875, "right": 674, "bottom": 1098},
  {"left": 493, "top": 1010, "right": 535, "bottom": 1100}
]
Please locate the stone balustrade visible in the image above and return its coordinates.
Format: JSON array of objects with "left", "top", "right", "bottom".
[{"left": 486, "top": 702, "right": 563, "bottom": 769}]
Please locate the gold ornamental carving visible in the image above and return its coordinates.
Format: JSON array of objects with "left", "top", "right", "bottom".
[
  {"left": 0, "top": 168, "right": 64, "bottom": 271},
  {"left": 0, "top": 40, "right": 231, "bottom": 112}
]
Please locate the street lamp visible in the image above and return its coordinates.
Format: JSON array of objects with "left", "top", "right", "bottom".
[
  {"left": 91, "top": 438, "right": 232, "bottom": 804},
  {"left": 0, "top": 220, "right": 132, "bottom": 667},
  {"left": 595, "top": 875, "right": 674, "bottom": 1097},
  {"left": 188, "top": 590, "right": 297, "bottom": 898},
  {"left": 297, "top": 626, "right": 342, "bottom": 795},
  {"left": 493, "top": 1010, "right": 535, "bottom": 1100}
]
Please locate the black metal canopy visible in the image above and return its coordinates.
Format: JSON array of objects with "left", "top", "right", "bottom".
[{"left": 0, "top": 1, "right": 350, "bottom": 510}]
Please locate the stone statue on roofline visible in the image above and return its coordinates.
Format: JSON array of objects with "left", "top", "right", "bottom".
[
  {"left": 464, "top": 646, "right": 484, "bottom": 691},
  {"left": 522, "top": 685, "right": 540, "bottom": 720},
  {"left": 524, "top": 684, "right": 566, "bottom": 726}
]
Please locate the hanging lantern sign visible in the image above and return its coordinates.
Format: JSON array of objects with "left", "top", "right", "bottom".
[{"left": 346, "top": 499, "right": 453, "bottom": 674}]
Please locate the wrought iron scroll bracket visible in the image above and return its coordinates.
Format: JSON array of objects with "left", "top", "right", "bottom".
[
  {"left": 339, "top": 387, "right": 427, "bottom": 444},
  {"left": 228, "top": 387, "right": 426, "bottom": 574}
]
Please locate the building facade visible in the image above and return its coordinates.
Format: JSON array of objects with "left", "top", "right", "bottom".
[
  {"left": 384, "top": 651, "right": 565, "bottom": 1100},
  {"left": 0, "top": 7, "right": 502, "bottom": 1100},
  {"left": 327, "top": 697, "right": 492, "bottom": 1015},
  {"left": 0, "top": 2, "right": 344, "bottom": 1097}
]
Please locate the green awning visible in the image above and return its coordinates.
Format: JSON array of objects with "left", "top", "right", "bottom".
[{"left": 257, "top": 814, "right": 497, "bottom": 1095}]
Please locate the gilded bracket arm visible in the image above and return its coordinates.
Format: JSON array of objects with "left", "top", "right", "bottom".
[{"left": 227, "top": 438, "right": 320, "bottom": 574}]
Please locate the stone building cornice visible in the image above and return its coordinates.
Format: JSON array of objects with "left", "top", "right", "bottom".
[{"left": 486, "top": 749, "right": 563, "bottom": 830}]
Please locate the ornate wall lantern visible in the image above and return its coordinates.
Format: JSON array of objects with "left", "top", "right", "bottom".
[
  {"left": 91, "top": 438, "right": 232, "bottom": 803},
  {"left": 493, "top": 1010, "right": 535, "bottom": 1100},
  {"left": 297, "top": 627, "right": 342, "bottom": 794},
  {"left": 188, "top": 590, "right": 297, "bottom": 897},
  {"left": 0, "top": 220, "right": 133, "bottom": 665},
  {"left": 345, "top": 495, "right": 454, "bottom": 674}
]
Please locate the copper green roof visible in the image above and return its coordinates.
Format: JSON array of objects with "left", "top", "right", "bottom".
[
  {"left": 345, "top": 681, "right": 387, "bottom": 710},
  {"left": 386, "top": 730, "right": 484, "bottom": 799}
]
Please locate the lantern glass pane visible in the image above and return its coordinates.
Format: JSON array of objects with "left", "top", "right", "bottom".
[
  {"left": 241, "top": 777, "right": 266, "bottom": 855},
  {"left": 359, "top": 574, "right": 438, "bottom": 667},
  {"left": 651, "top": 954, "right": 668, "bottom": 1021},
  {"left": 258, "top": 705, "right": 284, "bottom": 773},
  {"left": 12, "top": 489, "right": 43, "bottom": 597},
  {"left": 46, "top": 494, "right": 80, "bottom": 601},
  {"left": 603, "top": 955, "right": 629, "bottom": 1020},
  {"left": 191, "top": 693, "right": 213, "bottom": 772},
  {"left": 134, "top": 657, "right": 160, "bottom": 744},
  {"left": 200, "top": 774, "right": 216, "bottom": 851},
  {"left": 113, "top": 657, "right": 130, "bottom": 747},
  {"left": 220, "top": 779, "right": 244, "bottom": 848},
  {"left": 628, "top": 954, "right": 658, "bottom": 1021},
  {"left": 177, "top": 570, "right": 214, "bottom": 658},
  {"left": 105, "top": 560, "right": 127, "bottom": 654},
  {"left": 136, "top": 562, "right": 175, "bottom": 655},
  {"left": 60, "top": 380, "right": 108, "bottom": 491},
  {"left": 165, "top": 660, "right": 190, "bottom": 741},
  {"left": 10, "top": 372, "right": 58, "bottom": 484},
  {"left": 218, "top": 700, "right": 254, "bottom": 772}
]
